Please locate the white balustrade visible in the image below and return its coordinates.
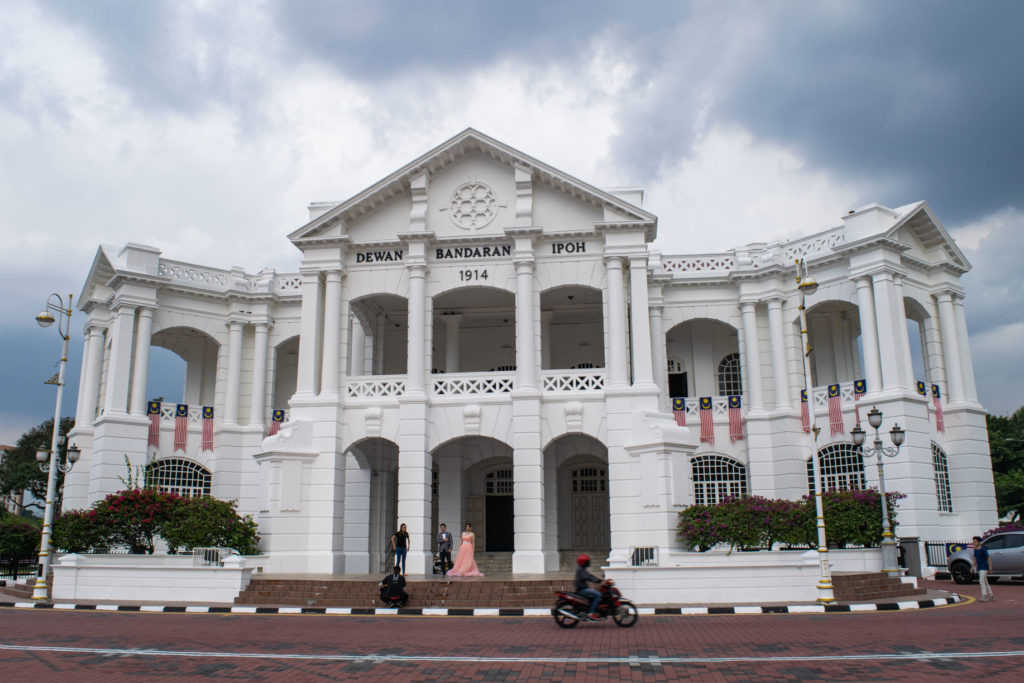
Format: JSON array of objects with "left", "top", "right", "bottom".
[
  {"left": 432, "top": 372, "right": 514, "bottom": 396},
  {"left": 541, "top": 370, "right": 606, "bottom": 392},
  {"left": 345, "top": 376, "right": 407, "bottom": 399},
  {"left": 157, "top": 261, "right": 230, "bottom": 289},
  {"left": 660, "top": 254, "right": 735, "bottom": 274},
  {"left": 783, "top": 228, "right": 845, "bottom": 262}
]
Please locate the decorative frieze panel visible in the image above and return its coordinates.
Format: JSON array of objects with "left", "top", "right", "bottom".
[
  {"left": 660, "top": 255, "right": 736, "bottom": 274},
  {"left": 158, "top": 261, "right": 229, "bottom": 288}
]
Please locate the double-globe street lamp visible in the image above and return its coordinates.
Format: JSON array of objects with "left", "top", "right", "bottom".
[
  {"left": 795, "top": 259, "right": 834, "bottom": 604},
  {"left": 850, "top": 407, "right": 905, "bottom": 577},
  {"left": 32, "top": 293, "right": 78, "bottom": 601}
]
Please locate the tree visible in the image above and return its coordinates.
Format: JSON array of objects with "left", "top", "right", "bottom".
[
  {"left": 0, "top": 417, "right": 75, "bottom": 515},
  {"left": 987, "top": 408, "right": 1024, "bottom": 521}
]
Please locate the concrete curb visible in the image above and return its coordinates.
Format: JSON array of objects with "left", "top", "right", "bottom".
[{"left": 0, "top": 595, "right": 961, "bottom": 616}]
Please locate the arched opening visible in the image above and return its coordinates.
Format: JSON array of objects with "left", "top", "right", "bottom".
[
  {"left": 807, "top": 443, "right": 866, "bottom": 493},
  {"left": 149, "top": 326, "right": 220, "bottom": 407},
  {"left": 546, "top": 433, "right": 609, "bottom": 564},
  {"left": 344, "top": 438, "right": 399, "bottom": 573},
  {"left": 146, "top": 458, "right": 212, "bottom": 497},
  {"left": 691, "top": 454, "right": 748, "bottom": 505},
  {"left": 802, "top": 301, "right": 863, "bottom": 386},
  {"left": 432, "top": 287, "right": 516, "bottom": 373},
  {"left": 271, "top": 335, "right": 299, "bottom": 419},
  {"left": 350, "top": 294, "right": 409, "bottom": 375},
  {"left": 904, "top": 297, "right": 931, "bottom": 385},
  {"left": 665, "top": 319, "right": 740, "bottom": 399},
  {"left": 539, "top": 285, "right": 604, "bottom": 370}
]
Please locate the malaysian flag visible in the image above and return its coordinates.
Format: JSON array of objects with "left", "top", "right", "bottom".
[
  {"left": 728, "top": 395, "right": 744, "bottom": 442},
  {"left": 174, "top": 404, "right": 188, "bottom": 452},
  {"left": 853, "top": 379, "right": 866, "bottom": 425},
  {"left": 147, "top": 400, "right": 161, "bottom": 448},
  {"left": 699, "top": 397, "right": 714, "bottom": 444},
  {"left": 932, "top": 384, "right": 945, "bottom": 433},
  {"left": 269, "top": 409, "right": 284, "bottom": 436},
  {"left": 800, "top": 389, "right": 810, "bottom": 433},
  {"left": 672, "top": 397, "right": 686, "bottom": 427},
  {"left": 201, "top": 406, "right": 214, "bottom": 451},
  {"left": 916, "top": 381, "right": 928, "bottom": 397},
  {"left": 828, "top": 384, "right": 843, "bottom": 436}
]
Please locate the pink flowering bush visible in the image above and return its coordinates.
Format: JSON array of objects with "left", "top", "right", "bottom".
[{"left": 981, "top": 522, "right": 1024, "bottom": 539}]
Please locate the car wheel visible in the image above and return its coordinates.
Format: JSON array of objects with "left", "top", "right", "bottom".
[{"left": 949, "top": 561, "right": 974, "bottom": 585}]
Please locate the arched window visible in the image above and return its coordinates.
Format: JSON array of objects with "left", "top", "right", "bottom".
[
  {"left": 485, "top": 468, "right": 513, "bottom": 495},
  {"left": 692, "top": 455, "right": 748, "bottom": 505},
  {"left": 571, "top": 466, "right": 607, "bottom": 493},
  {"left": 807, "top": 444, "right": 866, "bottom": 493},
  {"left": 717, "top": 353, "right": 742, "bottom": 396},
  {"left": 932, "top": 443, "right": 953, "bottom": 512},
  {"left": 146, "top": 459, "right": 211, "bottom": 497}
]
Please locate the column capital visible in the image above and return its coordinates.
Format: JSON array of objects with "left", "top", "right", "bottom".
[
  {"left": 604, "top": 254, "right": 626, "bottom": 267},
  {"left": 225, "top": 313, "right": 247, "bottom": 327}
]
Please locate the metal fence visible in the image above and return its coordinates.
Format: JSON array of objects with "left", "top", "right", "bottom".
[
  {"left": 0, "top": 554, "right": 38, "bottom": 580},
  {"left": 924, "top": 540, "right": 968, "bottom": 567},
  {"left": 630, "top": 547, "right": 659, "bottom": 566},
  {"left": 191, "top": 547, "right": 238, "bottom": 567}
]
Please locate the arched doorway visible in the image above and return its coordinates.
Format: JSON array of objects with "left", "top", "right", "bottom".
[
  {"left": 546, "top": 434, "right": 610, "bottom": 561},
  {"left": 484, "top": 467, "right": 514, "bottom": 551},
  {"left": 569, "top": 465, "right": 608, "bottom": 549}
]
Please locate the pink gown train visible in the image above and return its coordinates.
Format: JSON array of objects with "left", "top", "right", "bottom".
[{"left": 447, "top": 532, "right": 484, "bottom": 577}]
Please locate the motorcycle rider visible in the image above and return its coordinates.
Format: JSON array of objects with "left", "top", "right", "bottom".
[{"left": 574, "top": 554, "right": 603, "bottom": 620}]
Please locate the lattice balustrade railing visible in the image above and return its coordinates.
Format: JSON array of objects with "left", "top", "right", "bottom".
[
  {"left": 158, "top": 261, "right": 230, "bottom": 288},
  {"left": 783, "top": 229, "right": 846, "bottom": 262},
  {"left": 275, "top": 274, "right": 303, "bottom": 293},
  {"left": 810, "top": 380, "right": 857, "bottom": 411},
  {"left": 346, "top": 377, "right": 406, "bottom": 399},
  {"left": 660, "top": 254, "right": 736, "bottom": 274},
  {"left": 676, "top": 396, "right": 734, "bottom": 421},
  {"left": 542, "top": 370, "right": 606, "bottom": 392},
  {"left": 158, "top": 404, "right": 204, "bottom": 425},
  {"left": 432, "top": 373, "right": 514, "bottom": 396}
]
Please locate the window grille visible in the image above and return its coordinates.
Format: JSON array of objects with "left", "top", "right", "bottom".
[
  {"left": 806, "top": 444, "right": 866, "bottom": 493},
  {"left": 491, "top": 365, "right": 517, "bottom": 372},
  {"left": 571, "top": 467, "right": 607, "bottom": 493},
  {"left": 691, "top": 455, "right": 747, "bottom": 505},
  {"left": 717, "top": 353, "right": 743, "bottom": 396},
  {"left": 573, "top": 362, "right": 598, "bottom": 369},
  {"left": 667, "top": 359, "right": 682, "bottom": 373},
  {"left": 485, "top": 468, "right": 513, "bottom": 495},
  {"left": 932, "top": 443, "right": 953, "bottom": 512},
  {"left": 146, "top": 458, "right": 212, "bottom": 497}
]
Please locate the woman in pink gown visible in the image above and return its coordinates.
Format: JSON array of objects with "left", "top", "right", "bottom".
[{"left": 447, "top": 523, "right": 484, "bottom": 577}]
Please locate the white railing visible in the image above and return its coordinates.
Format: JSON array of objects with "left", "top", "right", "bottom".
[
  {"left": 158, "top": 260, "right": 230, "bottom": 289},
  {"left": 432, "top": 372, "right": 514, "bottom": 396},
  {"left": 783, "top": 228, "right": 846, "bottom": 262},
  {"left": 542, "top": 370, "right": 606, "bottom": 392},
  {"left": 346, "top": 376, "right": 406, "bottom": 399},
  {"left": 674, "top": 396, "right": 734, "bottom": 421},
  {"left": 275, "top": 274, "right": 303, "bottom": 293},
  {"left": 158, "top": 404, "right": 204, "bottom": 426},
  {"left": 192, "top": 547, "right": 238, "bottom": 567},
  {"left": 660, "top": 254, "right": 735, "bottom": 274},
  {"left": 810, "top": 380, "right": 858, "bottom": 411}
]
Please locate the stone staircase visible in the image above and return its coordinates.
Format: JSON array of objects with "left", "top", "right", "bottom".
[
  {"left": 1, "top": 578, "right": 38, "bottom": 600},
  {"left": 831, "top": 571, "right": 926, "bottom": 602},
  {"left": 235, "top": 576, "right": 574, "bottom": 609}
]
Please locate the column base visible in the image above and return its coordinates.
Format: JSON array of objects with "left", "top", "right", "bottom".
[{"left": 512, "top": 549, "right": 547, "bottom": 575}]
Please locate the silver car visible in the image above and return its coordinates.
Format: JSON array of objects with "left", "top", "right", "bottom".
[{"left": 947, "top": 531, "right": 1024, "bottom": 584}]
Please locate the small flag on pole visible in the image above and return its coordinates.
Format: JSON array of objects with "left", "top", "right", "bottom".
[
  {"left": 174, "top": 404, "right": 188, "bottom": 452},
  {"left": 728, "top": 395, "right": 744, "bottom": 442},
  {"left": 672, "top": 397, "right": 686, "bottom": 427},
  {"left": 699, "top": 397, "right": 715, "bottom": 444},
  {"left": 932, "top": 384, "right": 945, "bottom": 433},
  {"left": 147, "top": 401, "right": 161, "bottom": 448},
  {"left": 201, "top": 406, "right": 214, "bottom": 451},
  {"left": 269, "top": 409, "right": 284, "bottom": 436},
  {"left": 916, "top": 381, "right": 928, "bottom": 397},
  {"left": 801, "top": 390, "right": 810, "bottom": 433},
  {"left": 828, "top": 384, "right": 844, "bottom": 436},
  {"left": 853, "top": 379, "right": 866, "bottom": 425}
]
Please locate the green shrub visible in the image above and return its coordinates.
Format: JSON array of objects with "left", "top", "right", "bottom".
[
  {"left": 52, "top": 509, "right": 108, "bottom": 553},
  {"left": 160, "top": 496, "right": 260, "bottom": 555},
  {"left": 0, "top": 516, "right": 41, "bottom": 557}
]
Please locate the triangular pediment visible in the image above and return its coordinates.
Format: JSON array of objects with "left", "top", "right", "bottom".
[
  {"left": 887, "top": 202, "right": 971, "bottom": 271},
  {"left": 78, "top": 245, "right": 118, "bottom": 307},
  {"left": 289, "top": 128, "right": 655, "bottom": 245}
]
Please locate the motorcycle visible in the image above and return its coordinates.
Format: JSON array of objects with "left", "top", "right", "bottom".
[{"left": 552, "top": 579, "right": 638, "bottom": 628}]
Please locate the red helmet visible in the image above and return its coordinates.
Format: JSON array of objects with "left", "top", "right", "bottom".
[{"left": 577, "top": 554, "right": 590, "bottom": 567}]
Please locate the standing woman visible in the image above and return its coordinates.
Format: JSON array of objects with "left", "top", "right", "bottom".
[
  {"left": 447, "top": 522, "right": 484, "bottom": 577},
  {"left": 392, "top": 523, "right": 410, "bottom": 574}
]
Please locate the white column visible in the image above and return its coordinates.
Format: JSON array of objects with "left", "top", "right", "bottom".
[
  {"left": 541, "top": 311, "right": 553, "bottom": 370},
  {"left": 443, "top": 314, "right": 461, "bottom": 373},
  {"left": 855, "top": 276, "right": 883, "bottom": 394},
  {"left": 224, "top": 319, "right": 244, "bottom": 424},
  {"left": 320, "top": 270, "right": 343, "bottom": 395},
  {"left": 605, "top": 256, "right": 628, "bottom": 387},
  {"left": 872, "top": 272, "right": 904, "bottom": 392},
  {"left": 128, "top": 307, "right": 154, "bottom": 416},
  {"left": 767, "top": 298, "right": 791, "bottom": 409},
  {"left": 628, "top": 256, "right": 654, "bottom": 387},
  {"left": 437, "top": 455, "right": 462, "bottom": 543},
  {"left": 249, "top": 321, "right": 270, "bottom": 426},
  {"left": 350, "top": 319, "right": 365, "bottom": 375},
  {"left": 936, "top": 291, "right": 966, "bottom": 403},
  {"left": 952, "top": 295, "right": 979, "bottom": 402},
  {"left": 103, "top": 303, "right": 136, "bottom": 415},
  {"left": 515, "top": 259, "right": 538, "bottom": 390},
  {"left": 406, "top": 263, "right": 427, "bottom": 394},
  {"left": 296, "top": 271, "right": 323, "bottom": 395},
  {"left": 740, "top": 301, "right": 764, "bottom": 410},
  {"left": 891, "top": 274, "right": 915, "bottom": 387},
  {"left": 76, "top": 324, "right": 105, "bottom": 425},
  {"left": 649, "top": 304, "right": 667, "bottom": 409}
]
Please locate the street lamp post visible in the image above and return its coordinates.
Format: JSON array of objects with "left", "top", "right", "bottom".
[
  {"left": 850, "top": 406, "right": 905, "bottom": 577},
  {"left": 32, "top": 293, "right": 78, "bottom": 601},
  {"left": 796, "top": 259, "right": 834, "bottom": 604}
]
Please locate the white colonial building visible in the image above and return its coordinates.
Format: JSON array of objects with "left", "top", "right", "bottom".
[{"left": 64, "top": 129, "right": 996, "bottom": 576}]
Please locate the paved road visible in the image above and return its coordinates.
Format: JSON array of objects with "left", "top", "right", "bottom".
[{"left": 1, "top": 580, "right": 1020, "bottom": 681}]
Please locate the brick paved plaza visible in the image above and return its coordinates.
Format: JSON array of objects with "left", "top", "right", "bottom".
[{"left": 1, "top": 579, "right": 1021, "bottom": 681}]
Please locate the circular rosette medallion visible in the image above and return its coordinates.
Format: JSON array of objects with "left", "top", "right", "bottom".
[{"left": 448, "top": 181, "right": 498, "bottom": 230}]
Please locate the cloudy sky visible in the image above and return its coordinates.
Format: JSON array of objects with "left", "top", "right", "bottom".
[{"left": 1, "top": 0, "right": 1022, "bottom": 445}]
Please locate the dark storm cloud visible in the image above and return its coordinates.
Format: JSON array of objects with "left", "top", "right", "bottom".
[{"left": 612, "top": 1, "right": 1024, "bottom": 226}]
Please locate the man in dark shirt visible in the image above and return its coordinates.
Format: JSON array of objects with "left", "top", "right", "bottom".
[
  {"left": 972, "top": 536, "right": 995, "bottom": 602},
  {"left": 437, "top": 523, "right": 453, "bottom": 575},
  {"left": 574, "top": 554, "right": 603, "bottom": 620},
  {"left": 380, "top": 565, "right": 408, "bottom": 607}
]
